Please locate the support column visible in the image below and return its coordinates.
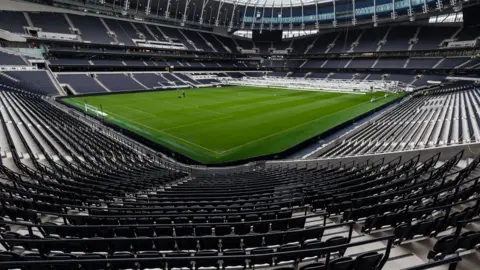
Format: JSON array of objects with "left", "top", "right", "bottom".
[
  {"left": 351, "top": 0, "right": 356, "bottom": 25},
  {"left": 241, "top": 1, "right": 250, "bottom": 29},
  {"left": 289, "top": 0, "right": 293, "bottom": 30},
  {"left": 165, "top": 0, "right": 172, "bottom": 19},
  {"left": 423, "top": 0, "right": 428, "bottom": 13},
  {"left": 199, "top": 0, "right": 211, "bottom": 24},
  {"left": 436, "top": 0, "right": 443, "bottom": 10},
  {"left": 123, "top": 0, "right": 130, "bottom": 10},
  {"left": 156, "top": 0, "right": 161, "bottom": 17},
  {"left": 251, "top": 0, "right": 261, "bottom": 29},
  {"left": 182, "top": 0, "right": 193, "bottom": 25},
  {"left": 408, "top": 0, "right": 415, "bottom": 21},
  {"left": 279, "top": 2, "right": 283, "bottom": 30},
  {"left": 269, "top": 3, "right": 274, "bottom": 31},
  {"left": 315, "top": 0, "right": 319, "bottom": 29},
  {"left": 391, "top": 0, "right": 397, "bottom": 20},
  {"left": 333, "top": 0, "right": 337, "bottom": 28},
  {"left": 228, "top": 0, "right": 239, "bottom": 31},
  {"left": 301, "top": 0, "right": 305, "bottom": 29},
  {"left": 145, "top": 0, "right": 152, "bottom": 15},
  {"left": 215, "top": 0, "right": 226, "bottom": 26},
  {"left": 372, "top": 0, "right": 378, "bottom": 26},
  {"left": 260, "top": 2, "right": 266, "bottom": 32}
]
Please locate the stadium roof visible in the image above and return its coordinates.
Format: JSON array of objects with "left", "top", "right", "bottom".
[{"left": 221, "top": 0, "right": 330, "bottom": 7}]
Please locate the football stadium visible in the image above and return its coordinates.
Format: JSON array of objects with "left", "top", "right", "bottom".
[
  {"left": 64, "top": 87, "right": 400, "bottom": 163},
  {"left": 0, "top": 0, "right": 480, "bottom": 268}
]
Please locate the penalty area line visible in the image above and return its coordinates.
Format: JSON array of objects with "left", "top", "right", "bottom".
[{"left": 103, "top": 110, "right": 222, "bottom": 155}]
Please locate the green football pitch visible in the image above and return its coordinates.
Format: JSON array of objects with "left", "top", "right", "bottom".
[{"left": 63, "top": 86, "right": 402, "bottom": 164}]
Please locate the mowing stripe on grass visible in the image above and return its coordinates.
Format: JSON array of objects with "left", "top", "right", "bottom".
[{"left": 63, "top": 86, "right": 403, "bottom": 164}]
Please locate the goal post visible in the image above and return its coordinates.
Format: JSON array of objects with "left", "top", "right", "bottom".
[{"left": 84, "top": 103, "right": 108, "bottom": 117}]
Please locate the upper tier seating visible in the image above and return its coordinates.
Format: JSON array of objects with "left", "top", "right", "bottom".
[
  {"left": 215, "top": 35, "right": 238, "bottom": 52},
  {"left": 0, "top": 51, "right": 28, "bottom": 66},
  {"left": 308, "top": 32, "right": 339, "bottom": 54},
  {"left": 435, "top": 57, "right": 470, "bottom": 69},
  {"left": 348, "top": 59, "right": 376, "bottom": 69},
  {"left": 406, "top": 58, "right": 443, "bottom": 69},
  {"left": 0, "top": 11, "right": 27, "bottom": 33},
  {"left": 354, "top": 28, "right": 389, "bottom": 52},
  {"left": 323, "top": 59, "right": 350, "bottom": 69},
  {"left": 380, "top": 26, "right": 413, "bottom": 51},
  {"left": 375, "top": 58, "right": 407, "bottom": 69},
  {"left": 455, "top": 26, "right": 480, "bottom": 41},
  {"left": 102, "top": 19, "right": 137, "bottom": 46},
  {"left": 182, "top": 30, "right": 211, "bottom": 51},
  {"left": 69, "top": 14, "right": 115, "bottom": 44},
  {"left": 201, "top": 33, "right": 228, "bottom": 52},
  {"left": 29, "top": 12, "right": 71, "bottom": 34},
  {"left": 328, "top": 30, "right": 359, "bottom": 53},
  {"left": 161, "top": 27, "right": 195, "bottom": 50},
  {"left": 412, "top": 27, "right": 457, "bottom": 51}
]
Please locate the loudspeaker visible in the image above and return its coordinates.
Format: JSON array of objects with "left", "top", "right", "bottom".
[{"left": 463, "top": 6, "right": 480, "bottom": 26}]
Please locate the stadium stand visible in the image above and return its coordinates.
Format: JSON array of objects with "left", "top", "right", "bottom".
[
  {"left": 68, "top": 14, "right": 116, "bottom": 44},
  {"left": 29, "top": 12, "right": 71, "bottom": 34},
  {"left": 0, "top": 51, "right": 28, "bottom": 66},
  {"left": 320, "top": 84, "right": 479, "bottom": 157},
  {"left": 1, "top": 0, "right": 480, "bottom": 269},
  {"left": 56, "top": 74, "right": 108, "bottom": 94},
  {"left": 5, "top": 71, "right": 59, "bottom": 95},
  {"left": 96, "top": 74, "right": 145, "bottom": 91},
  {"left": 0, "top": 11, "right": 27, "bottom": 33}
]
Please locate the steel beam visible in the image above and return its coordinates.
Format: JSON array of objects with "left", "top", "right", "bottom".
[
  {"left": 164, "top": 0, "right": 172, "bottom": 18},
  {"left": 352, "top": 0, "right": 356, "bottom": 25},
  {"left": 289, "top": 0, "right": 293, "bottom": 30},
  {"left": 199, "top": 0, "right": 211, "bottom": 24},
  {"left": 391, "top": 0, "right": 397, "bottom": 19},
  {"left": 300, "top": 0, "right": 305, "bottom": 29},
  {"left": 241, "top": 0, "right": 252, "bottom": 29},
  {"left": 228, "top": 0, "right": 240, "bottom": 30},
  {"left": 269, "top": 2, "right": 274, "bottom": 30},
  {"left": 145, "top": 0, "right": 152, "bottom": 15},
  {"left": 333, "top": 0, "right": 337, "bottom": 27},
  {"left": 182, "top": 0, "right": 193, "bottom": 24},
  {"left": 215, "top": 0, "right": 226, "bottom": 26}
]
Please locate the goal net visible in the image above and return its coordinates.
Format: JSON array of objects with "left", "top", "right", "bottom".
[{"left": 84, "top": 104, "right": 108, "bottom": 117}]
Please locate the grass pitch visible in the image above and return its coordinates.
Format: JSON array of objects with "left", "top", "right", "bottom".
[{"left": 64, "top": 86, "right": 401, "bottom": 164}]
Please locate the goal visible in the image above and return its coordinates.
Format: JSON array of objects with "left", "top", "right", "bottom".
[{"left": 84, "top": 103, "right": 108, "bottom": 117}]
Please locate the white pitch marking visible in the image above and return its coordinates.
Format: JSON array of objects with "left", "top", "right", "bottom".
[
  {"left": 219, "top": 99, "right": 378, "bottom": 154},
  {"left": 123, "top": 106, "right": 156, "bottom": 117},
  {"left": 161, "top": 115, "right": 232, "bottom": 132},
  {"left": 104, "top": 110, "right": 221, "bottom": 155}
]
